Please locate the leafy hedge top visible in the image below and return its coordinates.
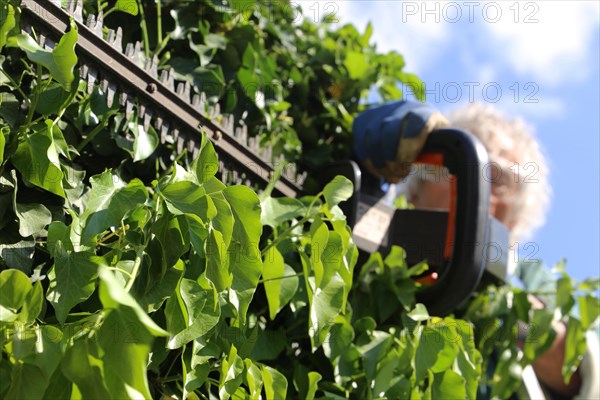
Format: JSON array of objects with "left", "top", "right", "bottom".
[{"left": 0, "top": 0, "right": 598, "bottom": 399}]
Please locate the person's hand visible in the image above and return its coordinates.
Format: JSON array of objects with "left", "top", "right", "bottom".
[{"left": 353, "top": 101, "right": 448, "bottom": 183}]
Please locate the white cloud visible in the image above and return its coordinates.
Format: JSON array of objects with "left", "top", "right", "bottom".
[
  {"left": 307, "top": 1, "right": 599, "bottom": 86},
  {"left": 483, "top": 1, "right": 600, "bottom": 86}
]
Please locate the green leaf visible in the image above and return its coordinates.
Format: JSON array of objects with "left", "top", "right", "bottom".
[
  {"left": 310, "top": 273, "right": 345, "bottom": 349},
  {"left": 415, "top": 324, "right": 460, "bottom": 382},
  {"left": 46, "top": 242, "right": 102, "bottom": 324},
  {"left": 260, "top": 196, "right": 305, "bottom": 228},
  {"left": 61, "top": 339, "right": 112, "bottom": 399},
  {"left": 98, "top": 268, "right": 169, "bottom": 337},
  {"left": 305, "top": 371, "right": 322, "bottom": 400},
  {"left": 431, "top": 370, "right": 466, "bottom": 400},
  {"left": 0, "top": 4, "right": 16, "bottom": 51},
  {"left": 16, "top": 20, "right": 78, "bottom": 89},
  {"left": 322, "top": 175, "right": 353, "bottom": 208},
  {"left": 36, "top": 82, "right": 70, "bottom": 115},
  {"left": 11, "top": 122, "right": 66, "bottom": 197},
  {"left": 0, "top": 125, "right": 5, "bottom": 163},
  {"left": 344, "top": 51, "right": 369, "bottom": 80},
  {"left": 18, "top": 280, "right": 43, "bottom": 323},
  {"left": 578, "top": 294, "right": 600, "bottom": 331},
  {"left": 128, "top": 122, "right": 159, "bottom": 162},
  {"left": 98, "top": 307, "right": 155, "bottom": 399},
  {"left": 192, "top": 133, "right": 219, "bottom": 183},
  {"left": 262, "top": 364, "right": 287, "bottom": 400},
  {"left": 116, "top": 0, "right": 139, "bottom": 15},
  {"left": 223, "top": 186, "right": 263, "bottom": 324},
  {"left": 407, "top": 303, "right": 430, "bottom": 322},
  {"left": 0, "top": 268, "right": 31, "bottom": 311},
  {"left": 263, "top": 249, "right": 298, "bottom": 319},
  {"left": 167, "top": 275, "right": 220, "bottom": 349},
  {"left": 562, "top": 318, "right": 587, "bottom": 382},
  {"left": 80, "top": 171, "right": 147, "bottom": 241},
  {"left": 219, "top": 345, "right": 245, "bottom": 400},
  {"left": 12, "top": 171, "right": 52, "bottom": 237}
]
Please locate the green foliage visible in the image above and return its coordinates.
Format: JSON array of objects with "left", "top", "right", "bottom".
[{"left": 0, "top": 0, "right": 598, "bottom": 399}]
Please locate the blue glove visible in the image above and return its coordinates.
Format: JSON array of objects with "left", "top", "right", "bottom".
[{"left": 353, "top": 100, "right": 446, "bottom": 182}]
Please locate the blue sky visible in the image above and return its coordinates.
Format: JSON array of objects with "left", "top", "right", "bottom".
[{"left": 302, "top": 1, "right": 600, "bottom": 281}]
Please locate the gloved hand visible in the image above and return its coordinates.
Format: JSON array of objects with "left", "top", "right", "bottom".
[{"left": 353, "top": 101, "right": 448, "bottom": 183}]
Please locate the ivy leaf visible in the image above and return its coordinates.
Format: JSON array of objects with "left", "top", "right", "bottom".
[
  {"left": 223, "top": 186, "right": 263, "bottom": 324},
  {"left": 262, "top": 364, "right": 287, "bottom": 400},
  {"left": 128, "top": 122, "right": 158, "bottom": 162},
  {"left": 61, "top": 338, "right": 111, "bottom": 399},
  {"left": 116, "top": 0, "right": 139, "bottom": 15},
  {"left": 15, "top": 19, "right": 78, "bottom": 90},
  {"left": 260, "top": 196, "right": 305, "bottom": 228},
  {"left": 98, "top": 268, "right": 169, "bottom": 337},
  {"left": 322, "top": 175, "right": 353, "bottom": 208},
  {"left": 46, "top": 242, "right": 103, "bottom": 324},
  {"left": 562, "top": 318, "right": 586, "bottom": 382},
  {"left": 0, "top": 125, "right": 5, "bottom": 163},
  {"left": 0, "top": 269, "right": 31, "bottom": 313},
  {"left": 11, "top": 122, "right": 66, "bottom": 197},
  {"left": 415, "top": 324, "right": 460, "bottom": 382},
  {"left": 36, "top": 82, "right": 70, "bottom": 115},
  {"left": 407, "top": 303, "right": 430, "bottom": 322},
  {"left": 263, "top": 249, "right": 298, "bottom": 320},
  {"left": 310, "top": 273, "right": 345, "bottom": 349},
  {"left": 11, "top": 171, "right": 52, "bottom": 237},
  {"left": 0, "top": 3, "right": 16, "bottom": 51},
  {"left": 219, "top": 345, "right": 244, "bottom": 400},
  {"left": 18, "top": 280, "right": 43, "bottom": 324},
  {"left": 344, "top": 51, "right": 369, "bottom": 80},
  {"left": 192, "top": 133, "right": 219, "bottom": 183},
  {"left": 80, "top": 171, "right": 147, "bottom": 242},
  {"left": 167, "top": 275, "right": 221, "bottom": 349},
  {"left": 431, "top": 370, "right": 467, "bottom": 400},
  {"left": 578, "top": 294, "right": 600, "bottom": 331}
]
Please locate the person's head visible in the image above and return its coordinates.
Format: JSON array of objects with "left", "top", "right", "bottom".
[{"left": 405, "top": 103, "right": 551, "bottom": 242}]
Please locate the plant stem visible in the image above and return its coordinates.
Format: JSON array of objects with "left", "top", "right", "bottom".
[
  {"left": 76, "top": 111, "right": 116, "bottom": 152},
  {"left": 261, "top": 215, "right": 310, "bottom": 256},
  {"left": 157, "top": 0, "right": 162, "bottom": 43},
  {"left": 25, "top": 66, "right": 43, "bottom": 126},
  {"left": 137, "top": 0, "right": 151, "bottom": 58},
  {"left": 258, "top": 272, "right": 304, "bottom": 284},
  {"left": 0, "top": 69, "right": 30, "bottom": 105}
]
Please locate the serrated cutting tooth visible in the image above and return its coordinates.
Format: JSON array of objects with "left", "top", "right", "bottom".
[
  {"left": 176, "top": 81, "right": 191, "bottom": 103},
  {"left": 125, "top": 97, "right": 135, "bottom": 119},
  {"left": 106, "top": 28, "right": 123, "bottom": 53},
  {"left": 172, "top": 128, "right": 180, "bottom": 141},
  {"left": 160, "top": 121, "right": 170, "bottom": 144},
  {"left": 191, "top": 94, "right": 200, "bottom": 108},
  {"left": 106, "top": 81, "right": 117, "bottom": 108},
  {"left": 80, "top": 64, "right": 89, "bottom": 79},
  {"left": 296, "top": 171, "right": 308, "bottom": 186},
  {"left": 125, "top": 42, "right": 135, "bottom": 58},
  {"left": 133, "top": 41, "right": 143, "bottom": 67},
  {"left": 118, "top": 91, "right": 128, "bottom": 107},
  {"left": 155, "top": 116, "right": 163, "bottom": 131},
  {"left": 37, "top": 32, "right": 46, "bottom": 47},
  {"left": 160, "top": 70, "right": 175, "bottom": 92},
  {"left": 144, "top": 56, "right": 158, "bottom": 79},
  {"left": 86, "top": 68, "right": 97, "bottom": 93},
  {"left": 100, "top": 78, "right": 109, "bottom": 95},
  {"left": 212, "top": 103, "right": 221, "bottom": 118},
  {"left": 187, "top": 136, "right": 196, "bottom": 153},
  {"left": 176, "top": 135, "right": 185, "bottom": 154},
  {"left": 198, "top": 92, "right": 207, "bottom": 112},
  {"left": 70, "top": 0, "right": 84, "bottom": 23},
  {"left": 138, "top": 104, "right": 146, "bottom": 120},
  {"left": 143, "top": 109, "right": 152, "bottom": 131},
  {"left": 223, "top": 114, "right": 234, "bottom": 133}
]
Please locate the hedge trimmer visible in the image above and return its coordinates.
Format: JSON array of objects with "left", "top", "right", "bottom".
[{"left": 22, "top": 0, "right": 508, "bottom": 316}]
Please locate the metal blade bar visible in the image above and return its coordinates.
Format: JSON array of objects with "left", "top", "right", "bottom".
[{"left": 20, "top": 0, "right": 303, "bottom": 197}]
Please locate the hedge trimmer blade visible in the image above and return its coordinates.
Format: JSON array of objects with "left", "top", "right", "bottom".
[{"left": 20, "top": 0, "right": 305, "bottom": 197}]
